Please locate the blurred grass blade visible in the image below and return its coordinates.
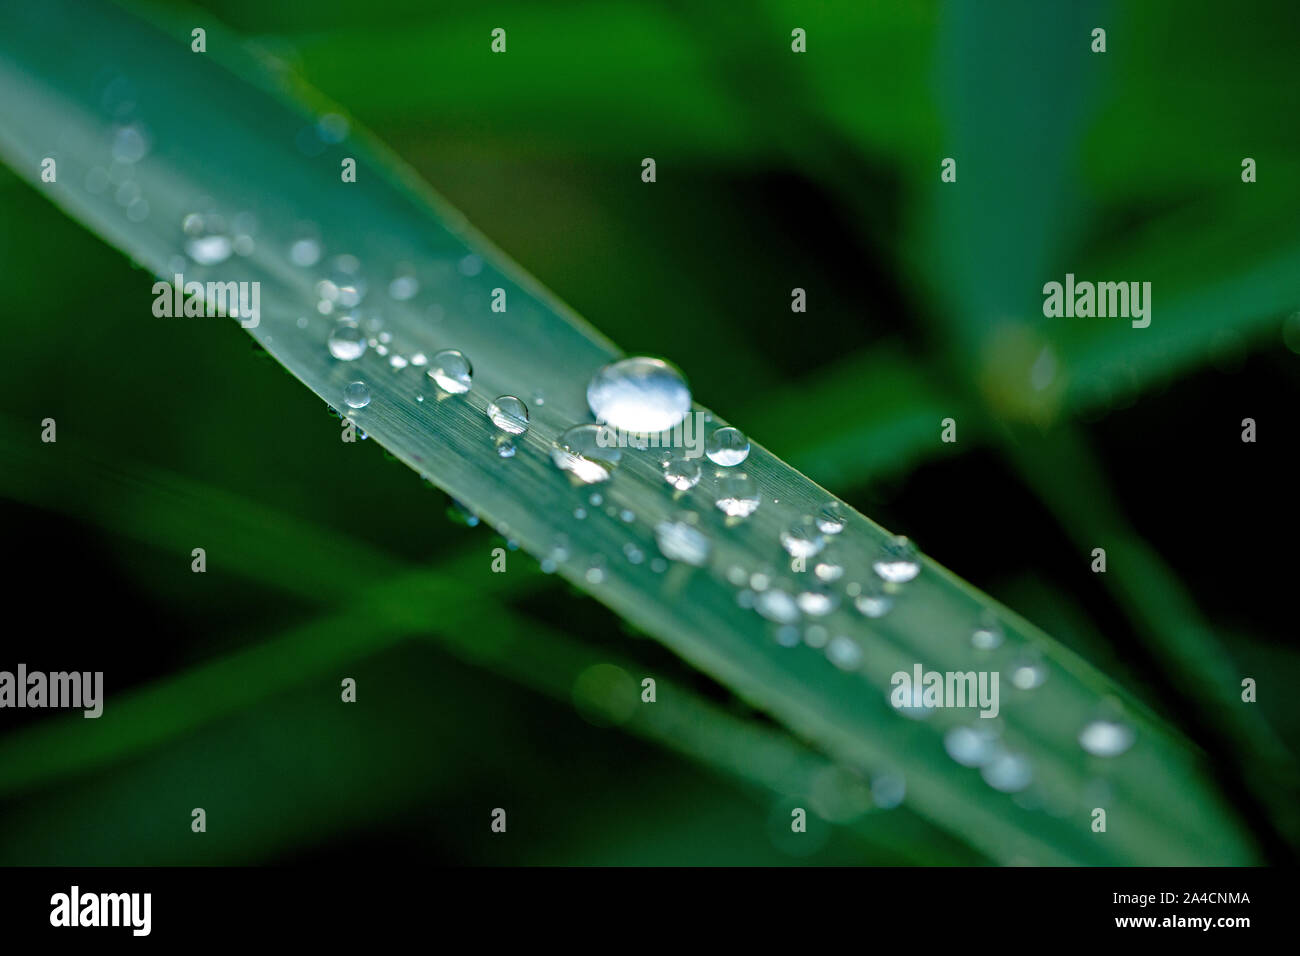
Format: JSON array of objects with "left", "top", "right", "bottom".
[{"left": 0, "top": 0, "right": 1261, "bottom": 863}]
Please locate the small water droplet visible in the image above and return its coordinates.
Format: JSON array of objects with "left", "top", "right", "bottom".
[
  {"left": 388, "top": 267, "right": 419, "bottom": 301},
  {"left": 852, "top": 579, "right": 894, "bottom": 618},
  {"left": 981, "top": 752, "right": 1032, "bottom": 792},
  {"left": 654, "top": 519, "right": 711, "bottom": 566},
  {"left": 780, "top": 517, "right": 825, "bottom": 559},
  {"left": 496, "top": 440, "right": 517, "bottom": 458},
  {"left": 343, "top": 381, "right": 370, "bottom": 409},
  {"left": 184, "top": 227, "right": 232, "bottom": 265},
  {"left": 428, "top": 349, "right": 473, "bottom": 394},
  {"left": 971, "top": 613, "right": 1004, "bottom": 650},
  {"left": 486, "top": 395, "right": 529, "bottom": 435},
  {"left": 796, "top": 587, "right": 838, "bottom": 617},
  {"left": 290, "top": 236, "right": 321, "bottom": 267},
  {"left": 945, "top": 725, "right": 1000, "bottom": 767},
  {"left": 714, "top": 472, "right": 760, "bottom": 517},
  {"left": 1078, "top": 719, "right": 1134, "bottom": 757},
  {"left": 1009, "top": 654, "right": 1047, "bottom": 689},
  {"left": 662, "top": 455, "right": 702, "bottom": 491},
  {"left": 873, "top": 535, "right": 920, "bottom": 583},
  {"left": 706, "top": 426, "right": 750, "bottom": 466},
  {"left": 804, "top": 624, "right": 829, "bottom": 648},
  {"left": 327, "top": 321, "right": 367, "bottom": 361},
  {"left": 551, "top": 424, "right": 621, "bottom": 484},
  {"left": 816, "top": 501, "right": 847, "bottom": 535},
  {"left": 755, "top": 589, "right": 799, "bottom": 623},
  {"left": 826, "top": 635, "right": 863, "bottom": 670}
]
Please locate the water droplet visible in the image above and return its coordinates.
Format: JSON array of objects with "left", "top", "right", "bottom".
[
  {"left": 327, "top": 321, "right": 367, "bottom": 361},
  {"left": 804, "top": 624, "right": 829, "bottom": 648},
  {"left": 814, "top": 556, "right": 844, "bottom": 582},
  {"left": 796, "top": 588, "right": 838, "bottom": 617},
  {"left": 852, "top": 579, "right": 894, "bottom": 618},
  {"left": 487, "top": 395, "right": 529, "bottom": 435},
  {"left": 780, "top": 518, "right": 825, "bottom": 559},
  {"left": 971, "top": 614, "right": 1004, "bottom": 650},
  {"left": 428, "top": 349, "right": 472, "bottom": 394},
  {"left": 1009, "top": 654, "right": 1047, "bottom": 689},
  {"left": 662, "top": 455, "right": 702, "bottom": 491},
  {"left": 388, "top": 266, "right": 419, "bottom": 301},
  {"left": 184, "top": 222, "right": 232, "bottom": 265},
  {"left": 389, "top": 354, "right": 409, "bottom": 370},
  {"left": 945, "top": 725, "right": 1000, "bottom": 767},
  {"left": 1078, "top": 719, "right": 1134, "bottom": 757},
  {"left": 111, "top": 124, "right": 150, "bottom": 163},
  {"left": 826, "top": 636, "right": 863, "bottom": 671},
  {"left": 981, "top": 752, "right": 1032, "bottom": 792},
  {"left": 714, "top": 473, "right": 760, "bottom": 517},
  {"left": 496, "top": 440, "right": 517, "bottom": 458},
  {"left": 872, "top": 773, "right": 906, "bottom": 809},
  {"left": 654, "top": 519, "right": 711, "bottom": 566},
  {"left": 585, "top": 356, "right": 691, "bottom": 434},
  {"left": 775, "top": 624, "right": 801, "bottom": 647},
  {"left": 755, "top": 589, "right": 799, "bottom": 623},
  {"left": 289, "top": 237, "right": 321, "bottom": 267},
  {"left": 873, "top": 535, "right": 920, "bottom": 583},
  {"left": 551, "top": 424, "right": 621, "bottom": 484},
  {"left": 706, "top": 426, "right": 750, "bottom": 466},
  {"left": 343, "top": 381, "right": 370, "bottom": 409},
  {"left": 816, "top": 501, "right": 847, "bottom": 535}
]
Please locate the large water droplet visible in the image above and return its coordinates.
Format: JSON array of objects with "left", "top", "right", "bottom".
[
  {"left": 873, "top": 535, "right": 920, "bottom": 583},
  {"left": 1078, "top": 719, "right": 1134, "bottom": 757},
  {"left": 654, "top": 518, "right": 711, "bottom": 566},
  {"left": 551, "top": 424, "right": 621, "bottom": 484},
  {"left": 706, "top": 426, "right": 750, "bottom": 466},
  {"left": 586, "top": 357, "right": 691, "bottom": 433},
  {"left": 327, "top": 321, "right": 367, "bottom": 361},
  {"left": 487, "top": 395, "right": 529, "bottom": 435},
  {"left": 343, "top": 381, "right": 370, "bottom": 409},
  {"left": 714, "top": 472, "right": 760, "bottom": 517},
  {"left": 428, "top": 349, "right": 472, "bottom": 394}
]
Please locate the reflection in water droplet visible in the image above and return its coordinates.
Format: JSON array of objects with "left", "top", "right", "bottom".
[
  {"left": 654, "top": 519, "right": 711, "bottom": 566},
  {"left": 327, "top": 321, "right": 366, "bottom": 361},
  {"left": 873, "top": 536, "right": 920, "bottom": 583},
  {"left": 981, "top": 752, "right": 1032, "bottom": 792},
  {"left": 428, "top": 349, "right": 473, "bottom": 394},
  {"left": 706, "top": 426, "right": 750, "bottom": 466},
  {"left": 816, "top": 501, "right": 847, "bottom": 535},
  {"left": 1078, "top": 719, "right": 1135, "bottom": 757},
  {"left": 714, "top": 473, "right": 760, "bottom": 517},
  {"left": 662, "top": 455, "right": 702, "bottom": 491},
  {"left": 343, "top": 381, "right": 370, "bottom": 409},
  {"left": 586, "top": 357, "right": 691, "bottom": 433},
  {"left": 551, "top": 424, "right": 621, "bottom": 484},
  {"left": 487, "top": 395, "right": 530, "bottom": 435}
]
